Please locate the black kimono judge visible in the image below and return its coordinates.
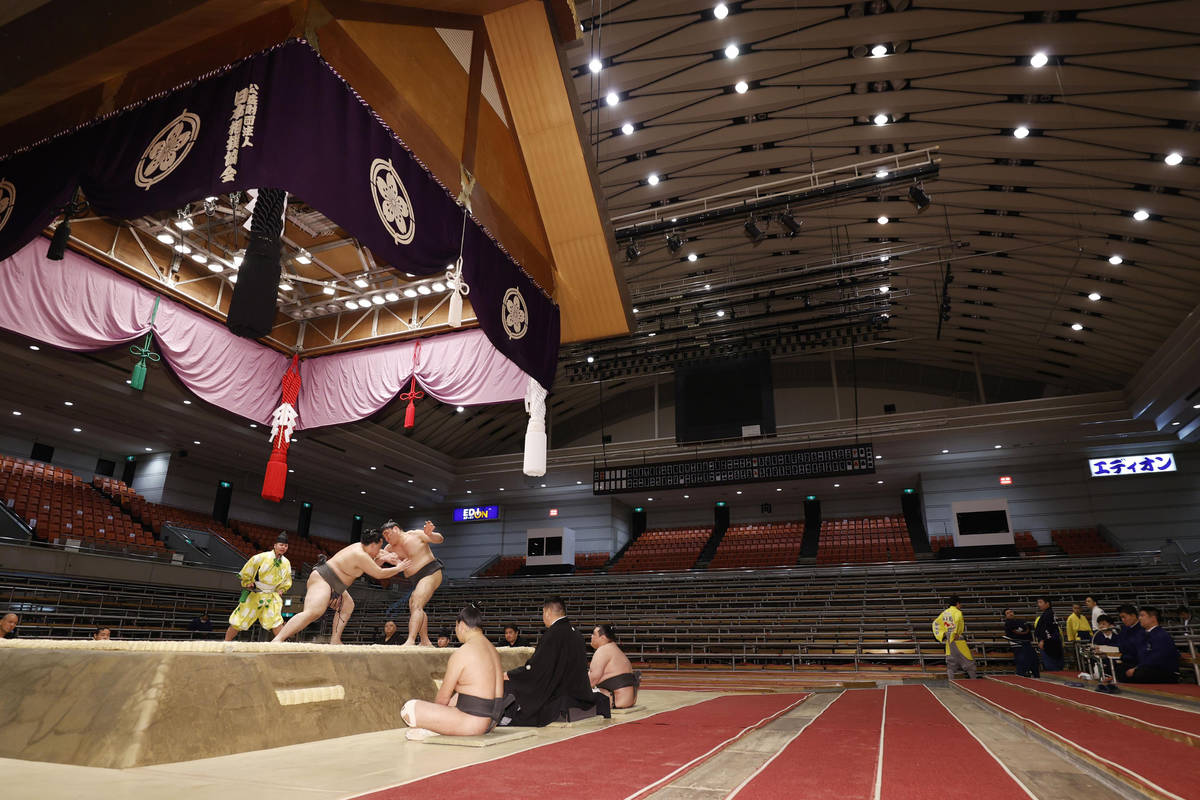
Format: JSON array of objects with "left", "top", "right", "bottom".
[{"left": 502, "top": 596, "right": 605, "bottom": 726}]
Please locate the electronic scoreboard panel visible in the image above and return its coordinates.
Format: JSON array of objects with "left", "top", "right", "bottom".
[{"left": 592, "top": 443, "right": 875, "bottom": 495}]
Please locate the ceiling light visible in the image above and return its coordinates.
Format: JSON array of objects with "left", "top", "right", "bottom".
[
  {"left": 63, "top": 401, "right": 73, "bottom": 406},
  {"left": 1164, "top": 152, "right": 1183, "bottom": 166},
  {"left": 873, "top": 113, "right": 889, "bottom": 126},
  {"left": 1132, "top": 209, "right": 1150, "bottom": 221},
  {"left": 776, "top": 487, "right": 782, "bottom": 492},
  {"left": 736, "top": 490, "right": 742, "bottom": 495},
  {"left": 11, "top": 410, "right": 20, "bottom": 416},
  {"left": 704, "top": 283, "right": 711, "bottom": 290},
  {"left": 416, "top": 284, "right": 432, "bottom": 295},
  {"left": 907, "top": 184, "right": 932, "bottom": 212},
  {"left": 621, "top": 122, "right": 635, "bottom": 136},
  {"left": 714, "top": 3, "right": 729, "bottom": 20},
  {"left": 384, "top": 291, "right": 399, "bottom": 302},
  {"left": 28, "top": 344, "right": 39, "bottom": 351},
  {"left": 403, "top": 288, "right": 418, "bottom": 298},
  {"left": 647, "top": 332, "right": 656, "bottom": 337},
  {"left": 1071, "top": 322, "right": 1083, "bottom": 331},
  {"left": 666, "top": 233, "right": 683, "bottom": 253},
  {"left": 156, "top": 233, "right": 174, "bottom": 244},
  {"left": 994, "top": 444, "right": 1002, "bottom": 449},
  {"left": 588, "top": 57, "right": 602, "bottom": 73},
  {"left": 687, "top": 253, "right": 698, "bottom": 262},
  {"left": 734, "top": 80, "right": 749, "bottom": 94},
  {"left": 683, "top": 494, "right": 690, "bottom": 498},
  {"left": 370, "top": 295, "right": 385, "bottom": 305},
  {"left": 499, "top": 487, "right": 504, "bottom": 491},
  {"left": 540, "top": 484, "right": 546, "bottom": 488},
  {"left": 877, "top": 216, "right": 889, "bottom": 225},
  {"left": 646, "top": 173, "right": 660, "bottom": 186},
  {"left": 345, "top": 299, "right": 359, "bottom": 310},
  {"left": 466, "top": 490, "right": 472, "bottom": 494},
  {"left": 354, "top": 276, "right": 369, "bottom": 289},
  {"left": 877, "top": 480, "right": 884, "bottom": 485},
  {"left": 183, "top": 400, "right": 192, "bottom": 405},
  {"left": 144, "top": 447, "right": 152, "bottom": 452},
  {"left": 1013, "top": 126, "right": 1030, "bottom": 139},
  {"left": 295, "top": 251, "right": 312, "bottom": 265},
  {"left": 173, "top": 217, "right": 193, "bottom": 231},
  {"left": 456, "top": 406, "right": 465, "bottom": 413},
  {"left": 879, "top": 285, "right": 890, "bottom": 294},
  {"left": 632, "top": 307, "right": 639, "bottom": 313},
  {"left": 207, "top": 261, "right": 223, "bottom": 273},
  {"left": 715, "top": 309, "right": 725, "bottom": 317},
  {"left": 834, "top": 483, "right": 840, "bottom": 488},
  {"left": 431, "top": 281, "right": 446, "bottom": 292},
  {"left": 586, "top": 355, "right": 595, "bottom": 363},
  {"left": 880, "top": 254, "right": 890, "bottom": 262},
  {"left": 1087, "top": 291, "right": 1101, "bottom": 301},
  {"left": 606, "top": 91, "right": 619, "bottom": 106},
  {"left": 876, "top": 169, "right": 888, "bottom": 178},
  {"left": 725, "top": 44, "right": 739, "bottom": 59},
  {"left": 322, "top": 284, "right": 336, "bottom": 296},
  {"left": 191, "top": 252, "right": 207, "bottom": 264},
  {"left": 228, "top": 274, "right": 237, "bottom": 283},
  {"left": 174, "top": 243, "right": 191, "bottom": 254},
  {"left": 941, "top": 449, "right": 949, "bottom": 454},
  {"left": 1172, "top": 421, "right": 1181, "bottom": 426},
  {"left": 743, "top": 218, "right": 764, "bottom": 242},
  {"left": 871, "top": 44, "right": 888, "bottom": 57},
  {"left": 193, "top": 440, "right": 200, "bottom": 445},
  {"left": 1108, "top": 255, "right": 1123, "bottom": 265},
  {"left": 72, "top": 427, "right": 81, "bottom": 433},
  {"left": 360, "top": 490, "right": 366, "bottom": 495},
  {"left": 1030, "top": 52, "right": 1048, "bottom": 68},
  {"left": 279, "top": 281, "right": 293, "bottom": 291},
  {"left": 250, "top": 423, "right": 258, "bottom": 428},
  {"left": 1193, "top": 403, "right": 1200, "bottom": 409}
]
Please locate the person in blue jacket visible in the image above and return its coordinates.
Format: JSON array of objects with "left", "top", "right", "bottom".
[
  {"left": 1112, "top": 604, "right": 1143, "bottom": 678},
  {"left": 1122, "top": 607, "right": 1179, "bottom": 684}
]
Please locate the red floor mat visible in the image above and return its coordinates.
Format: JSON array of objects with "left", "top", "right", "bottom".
[
  {"left": 880, "top": 685, "right": 1033, "bottom": 800},
  {"left": 352, "top": 693, "right": 806, "bottom": 800},
  {"left": 730, "top": 689, "right": 883, "bottom": 800},
  {"left": 993, "top": 676, "right": 1200, "bottom": 737},
  {"left": 957, "top": 679, "right": 1196, "bottom": 800}
]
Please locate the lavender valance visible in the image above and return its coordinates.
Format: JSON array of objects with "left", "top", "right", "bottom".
[
  {"left": 0, "top": 38, "right": 558, "bottom": 389},
  {"left": 0, "top": 241, "right": 533, "bottom": 428}
]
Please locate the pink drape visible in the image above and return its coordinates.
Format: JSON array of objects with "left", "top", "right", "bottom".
[
  {"left": 298, "top": 328, "right": 528, "bottom": 429},
  {"left": 0, "top": 241, "right": 531, "bottom": 430}
]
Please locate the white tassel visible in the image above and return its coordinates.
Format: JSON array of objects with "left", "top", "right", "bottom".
[
  {"left": 445, "top": 258, "right": 469, "bottom": 328},
  {"left": 523, "top": 377, "right": 547, "bottom": 477}
]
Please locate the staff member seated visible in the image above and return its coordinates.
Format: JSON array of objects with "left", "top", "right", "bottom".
[
  {"left": 1122, "top": 607, "right": 1179, "bottom": 684},
  {"left": 400, "top": 603, "right": 509, "bottom": 740},
  {"left": 588, "top": 624, "right": 639, "bottom": 709},
  {"left": 1112, "top": 604, "right": 1143, "bottom": 678}
]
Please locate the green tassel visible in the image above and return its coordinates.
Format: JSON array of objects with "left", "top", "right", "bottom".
[
  {"left": 130, "top": 360, "right": 148, "bottom": 391},
  {"left": 128, "top": 297, "right": 161, "bottom": 391}
]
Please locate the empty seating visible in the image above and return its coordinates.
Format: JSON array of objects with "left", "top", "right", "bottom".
[
  {"left": 708, "top": 521, "right": 803, "bottom": 570},
  {"left": 1052, "top": 528, "right": 1115, "bottom": 556},
  {"left": 1013, "top": 531, "right": 1039, "bottom": 554},
  {"left": 817, "top": 515, "right": 913, "bottom": 564},
  {"left": 478, "top": 554, "right": 525, "bottom": 578},
  {"left": 610, "top": 527, "right": 711, "bottom": 573},
  {"left": 574, "top": 552, "right": 609, "bottom": 574},
  {"left": 929, "top": 534, "right": 952, "bottom": 553},
  {"left": 229, "top": 519, "right": 328, "bottom": 567}
]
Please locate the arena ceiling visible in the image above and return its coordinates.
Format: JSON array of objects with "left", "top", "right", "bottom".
[{"left": 564, "top": 0, "right": 1200, "bottom": 398}]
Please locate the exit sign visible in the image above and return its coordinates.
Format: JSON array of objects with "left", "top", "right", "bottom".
[
  {"left": 999, "top": 476, "right": 1012, "bottom": 485},
  {"left": 549, "top": 508, "right": 558, "bottom": 517}
]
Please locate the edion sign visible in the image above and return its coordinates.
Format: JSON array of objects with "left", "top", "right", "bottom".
[{"left": 453, "top": 505, "right": 500, "bottom": 522}]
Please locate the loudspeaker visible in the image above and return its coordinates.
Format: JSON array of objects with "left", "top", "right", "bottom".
[
  {"left": 298, "top": 502, "right": 312, "bottom": 538},
  {"left": 213, "top": 481, "right": 233, "bottom": 525},
  {"left": 883, "top": 403, "right": 896, "bottom": 414},
  {"left": 350, "top": 514, "right": 363, "bottom": 541},
  {"left": 714, "top": 502, "right": 730, "bottom": 531},
  {"left": 226, "top": 188, "right": 286, "bottom": 339},
  {"left": 631, "top": 507, "right": 647, "bottom": 539},
  {"left": 30, "top": 442, "right": 54, "bottom": 463},
  {"left": 95, "top": 458, "right": 116, "bottom": 478},
  {"left": 121, "top": 457, "right": 136, "bottom": 485},
  {"left": 760, "top": 502, "right": 772, "bottom": 514}
]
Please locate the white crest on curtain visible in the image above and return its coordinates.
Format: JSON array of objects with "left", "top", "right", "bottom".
[
  {"left": 370, "top": 157, "right": 415, "bottom": 245},
  {"left": 135, "top": 110, "right": 201, "bottom": 189},
  {"left": 0, "top": 179, "right": 15, "bottom": 232}
]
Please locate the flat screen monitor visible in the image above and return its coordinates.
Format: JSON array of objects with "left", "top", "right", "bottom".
[
  {"left": 955, "top": 509, "right": 1010, "bottom": 536},
  {"left": 674, "top": 354, "right": 776, "bottom": 444}
]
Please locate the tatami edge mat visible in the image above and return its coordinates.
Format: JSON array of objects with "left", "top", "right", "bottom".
[{"left": 416, "top": 728, "right": 536, "bottom": 748}]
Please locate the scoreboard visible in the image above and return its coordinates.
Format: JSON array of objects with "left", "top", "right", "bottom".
[{"left": 592, "top": 443, "right": 875, "bottom": 495}]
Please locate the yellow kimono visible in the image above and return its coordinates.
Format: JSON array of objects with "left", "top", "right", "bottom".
[
  {"left": 1065, "top": 613, "right": 1092, "bottom": 642},
  {"left": 933, "top": 605, "right": 973, "bottom": 661},
  {"left": 228, "top": 551, "right": 293, "bottom": 631}
]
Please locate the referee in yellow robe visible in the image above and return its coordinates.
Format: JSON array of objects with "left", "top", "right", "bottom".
[
  {"left": 933, "top": 595, "right": 977, "bottom": 679},
  {"left": 225, "top": 533, "right": 293, "bottom": 640}
]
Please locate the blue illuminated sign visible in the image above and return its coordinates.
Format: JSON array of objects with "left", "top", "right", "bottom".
[{"left": 454, "top": 505, "right": 500, "bottom": 522}]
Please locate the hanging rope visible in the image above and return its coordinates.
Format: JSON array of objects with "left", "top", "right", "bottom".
[{"left": 445, "top": 209, "right": 471, "bottom": 327}]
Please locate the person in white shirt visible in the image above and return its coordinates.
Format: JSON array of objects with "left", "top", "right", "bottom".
[{"left": 1085, "top": 595, "right": 1105, "bottom": 630}]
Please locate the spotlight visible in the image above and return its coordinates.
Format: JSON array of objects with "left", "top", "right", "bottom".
[
  {"left": 877, "top": 216, "right": 889, "bottom": 225},
  {"left": 1071, "top": 322, "right": 1083, "bottom": 331},
  {"left": 606, "top": 91, "right": 619, "bottom": 106},
  {"left": 724, "top": 43, "right": 739, "bottom": 59},
  {"left": 907, "top": 184, "right": 932, "bottom": 213},
  {"left": 416, "top": 284, "right": 432, "bottom": 295},
  {"left": 1013, "top": 126, "right": 1030, "bottom": 139},
  {"left": 384, "top": 291, "right": 399, "bottom": 302},
  {"left": 278, "top": 281, "right": 293, "bottom": 291},
  {"left": 1164, "top": 152, "right": 1183, "bottom": 166},
  {"left": 354, "top": 276, "right": 370, "bottom": 289},
  {"left": 871, "top": 44, "right": 888, "bottom": 57},
  {"left": 646, "top": 173, "right": 660, "bottom": 186},
  {"left": 1108, "top": 255, "right": 1122, "bottom": 265},
  {"left": 621, "top": 122, "right": 635, "bottom": 136},
  {"left": 586, "top": 356, "right": 595, "bottom": 363},
  {"left": 156, "top": 232, "right": 174, "bottom": 245},
  {"left": 431, "top": 281, "right": 446, "bottom": 292},
  {"left": 174, "top": 243, "right": 191, "bottom": 254},
  {"left": 403, "top": 288, "right": 418, "bottom": 298},
  {"left": 1030, "top": 52, "right": 1048, "bottom": 68},
  {"left": 879, "top": 285, "right": 890, "bottom": 294},
  {"left": 687, "top": 253, "right": 698, "bottom": 262},
  {"left": 778, "top": 211, "right": 802, "bottom": 236},
  {"left": 322, "top": 284, "right": 335, "bottom": 295},
  {"left": 873, "top": 113, "right": 889, "bottom": 126},
  {"left": 191, "top": 252, "right": 207, "bottom": 264},
  {"left": 232, "top": 252, "right": 244, "bottom": 267},
  {"left": 371, "top": 295, "right": 385, "bottom": 305},
  {"left": 345, "top": 300, "right": 359, "bottom": 310},
  {"left": 625, "top": 243, "right": 641, "bottom": 262},
  {"left": 588, "top": 57, "right": 602, "bottom": 73},
  {"left": 1132, "top": 209, "right": 1150, "bottom": 221},
  {"left": 734, "top": 80, "right": 749, "bottom": 94},
  {"left": 715, "top": 309, "right": 725, "bottom": 318},
  {"left": 207, "top": 262, "right": 223, "bottom": 273},
  {"left": 666, "top": 233, "right": 683, "bottom": 253},
  {"left": 743, "top": 218, "right": 764, "bottom": 243},
  {"left": 1087, "top": 291, "right": 1101, "bottom": 301},
  {"left": 876, "top": 169, "right": 889, "bottom": 178},
  {"left": 173, "top": 216, "right": 194, "bottom": 232},
  {"left": 713, "top": 3, "right": 728, "bottom": 20},
  {"left": 295, "top": 250, "right": 312, "bottom": 265}
]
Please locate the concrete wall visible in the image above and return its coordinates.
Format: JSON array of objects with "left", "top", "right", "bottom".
[
  {"left": 131, "top": 452, "right": 170, "bottom": 503},
  {"left": 920, "top": 455, "right": 1200, "bottom": 553}
]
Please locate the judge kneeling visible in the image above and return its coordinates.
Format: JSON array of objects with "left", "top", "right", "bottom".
[
  {"left": 401, "top": 603, "right": 509, "bottom": 740},
  {"left": 501, "top": 595, "right": 608, "bottom": 726}
]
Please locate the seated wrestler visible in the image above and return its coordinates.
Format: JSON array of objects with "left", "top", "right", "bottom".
[
  {"left": 401, "top": 603, "right": 509, "bottom": 740},
  {"left": 272, "top": 529, "right": 409, "bottom": 644},
  {"left": 501, "top": 596, "right": 607, "bottom": 726},
  {"left": 588, "top": 624, "right": 639, "bottom": 709}
]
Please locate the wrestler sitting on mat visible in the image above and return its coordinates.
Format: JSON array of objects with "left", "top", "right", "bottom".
[
  {"left": 380, "top": 519, "right": 446, "bottom": 647},
  {"left": 401, "top": 602, "right": 510, "bottom": 740},
  {"left": 588, "top": 623, "right": 639, "bottom": 709},
  {"left": 272, "top": 528, "right": 409, "bottom": 644}
]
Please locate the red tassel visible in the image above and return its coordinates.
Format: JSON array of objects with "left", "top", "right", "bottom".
[
  {"left": 404, "top": 398, "right": 416, "bottom": 429},
  {"left": 261, "top": 449, "right": 288, "bottom": 502},
  {"left": 400, "top": 372, "right": 423, "bottom": 430}
]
